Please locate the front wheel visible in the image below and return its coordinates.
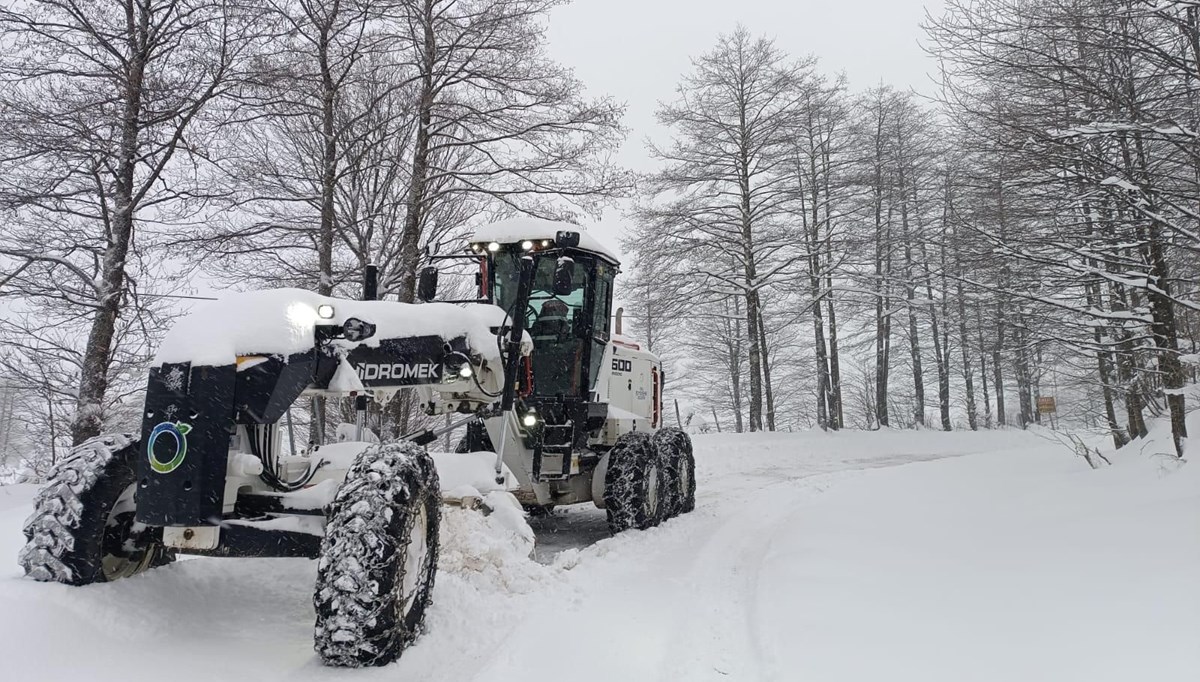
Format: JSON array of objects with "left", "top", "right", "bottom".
[
  {"left": 313, "top": 441, "right": 441, "bottom": 667},
  {"left": 19, "top": 434, "right": 174, "bottom": 585}
]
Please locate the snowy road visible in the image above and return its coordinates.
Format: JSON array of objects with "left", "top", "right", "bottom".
[{"left": 1, "top": 429, "right": 1196, "bottom": 681}]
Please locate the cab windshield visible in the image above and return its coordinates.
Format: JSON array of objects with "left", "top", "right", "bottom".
[{"left": 492, "top": 252, "right": 588, "bottom": 398}]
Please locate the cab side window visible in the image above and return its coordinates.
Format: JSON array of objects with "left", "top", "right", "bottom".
[{"left": 589, "top": 264, "right": 614, "bottom": 390}]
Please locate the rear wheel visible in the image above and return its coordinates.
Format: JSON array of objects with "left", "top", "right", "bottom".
[
  {"left": 603, "top": 431, "right": 664, "bottom": 533},
  {"left": 314, "top": 440, "right": 441, "bottom": 667},
  {"left": 655, "top": 428, "right": 695, "bottom": 518},
  {"left": 20, "top": 434, "right": 173, "bottom": 585}
]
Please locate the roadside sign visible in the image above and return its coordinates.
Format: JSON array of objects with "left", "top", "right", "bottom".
[{"left": 1036, "top": 396, "right": 1056, "bottom": 413}]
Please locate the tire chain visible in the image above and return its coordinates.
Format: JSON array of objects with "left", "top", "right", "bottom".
[
  {"left": 603, "top": 430, "right": 659, "bottom": 533},
  {"left": 655, "top": 428, "right": 695, "bottom": 518},
  {"left": 313, "top": 440, "right": 441, "bottom": 667},
  {"left": 19, "top": 433, "right": 137, "bottom": 583}
]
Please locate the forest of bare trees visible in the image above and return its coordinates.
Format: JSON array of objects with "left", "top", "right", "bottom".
[
  {"left": 0, "top": 0, "right": 626, "bottom": 473},
  {"left": 0, "top": 0, "right": 1198, "bottom": 475},
  {"left": 626, "top": 2, "right": 1200, "bottom": 457}
]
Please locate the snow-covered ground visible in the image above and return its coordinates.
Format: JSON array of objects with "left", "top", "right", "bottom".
[{"left": 1, "top": 428, "right": 1196, "bottom": 681}]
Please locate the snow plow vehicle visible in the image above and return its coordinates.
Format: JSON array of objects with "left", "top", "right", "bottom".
[{"left": 18, "top": 218, "right": 695, "bottom": 667}]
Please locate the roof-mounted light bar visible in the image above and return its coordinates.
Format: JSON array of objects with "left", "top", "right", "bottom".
[{"left": 468, "top": 230, "right": 582, "bottom": 255}]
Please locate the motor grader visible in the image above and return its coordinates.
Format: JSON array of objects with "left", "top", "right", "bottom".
[{"left": 18, "top": 218, "right": 695, "bottom": 667}]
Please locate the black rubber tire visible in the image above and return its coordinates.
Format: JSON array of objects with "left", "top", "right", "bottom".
[
  {"left": 603, "top": 431, "right": 664, "bottom": 533},
  {"left": 655, "top": 427, "right": 696, "bottom": 518},
  {"left": 19, "top": 434, "right": 174, "bottom": 585},
  {"left": 313, "top": 440, "right": 441, "bottom": 668}
]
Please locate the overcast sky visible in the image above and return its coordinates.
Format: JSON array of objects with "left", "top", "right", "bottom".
[{"left": 545, "top": 0, "right": 947, "bottom": 259}]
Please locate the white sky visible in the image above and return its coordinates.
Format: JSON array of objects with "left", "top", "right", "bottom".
[{"left": 546, "top": 0, "right": 947, "bottom": 260}]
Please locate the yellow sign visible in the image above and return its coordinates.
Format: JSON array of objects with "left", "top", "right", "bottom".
[{"left": 1036, "top": 396, "right": 1056, "bottom": 413}]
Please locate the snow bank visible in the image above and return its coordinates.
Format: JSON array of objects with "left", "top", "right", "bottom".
[
  {"left": 155, "top": 288, "right": 509, "bottom": 367},
  {"left": 472, "top": 217, "right": 620, "bottom": 264},
  {"left": 756, "top": 440, "right": 1199, "bottom": 682},
  {"left": 439, "top": 492, "right": 536, "bottom": 574},
  {"left": 430, "top": 450, "right": 516, "bottom": 496}
]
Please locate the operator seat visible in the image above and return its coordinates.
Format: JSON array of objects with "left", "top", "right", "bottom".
[
  {"left": 529, "top": 299, "right": 580, "bottom": 397},
  {"left": 529, "top": 299, "right": 571, "bottom": 341}
]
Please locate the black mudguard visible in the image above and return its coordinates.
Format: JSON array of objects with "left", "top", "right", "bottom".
[{"left": 135, "top": 362, "right": 236, "bottom": 526}]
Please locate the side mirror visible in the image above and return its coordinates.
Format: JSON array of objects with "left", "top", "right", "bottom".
[
  {"left": 553, "top": 257, "right": 576, "bottom": 296},
  {"left": 417, "top": 266, "right": 439, "bottom": 302},
  {"left": 342, "top": 317, "right": 377, "bottom": 343}
]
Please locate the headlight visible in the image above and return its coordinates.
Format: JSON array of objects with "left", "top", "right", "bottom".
[
  {"left": 522, "top": 411, "right": 538, "bottom": 427},
  {"left": 459, "top": 365, "right": 473, "bottom": 378},
  {"left": 487, "top": 242, "right": 501, "bottom": 252},
  {"left": 316, "top": 304, "right": 335, "bottom": 319},
  {"left": 521, "top": 240, "right": 534, "bottom": 251}
]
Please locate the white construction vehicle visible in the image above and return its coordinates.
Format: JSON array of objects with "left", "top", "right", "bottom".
[{"left": 18, "top": 218, "right": 695, "bottom": 667}]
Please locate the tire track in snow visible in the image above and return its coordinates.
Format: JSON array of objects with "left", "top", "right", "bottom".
[
  {"left": 652, "top": 492, "right": 796, "bottom": 681},
  {"left": 466, "top": 469, "right": 873, "bottom": 681},
  {"left": 491, "top": 440, "right": 977, "bottom": 682}
]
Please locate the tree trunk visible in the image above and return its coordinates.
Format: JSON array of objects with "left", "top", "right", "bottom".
[
  {"left": 992, "top": 351, "right": 1006, "bottom": 427},
  {"left": 927, "top": 283, "right": 950, "bottom": 431},
  {"left": 1116, "top": 16, "right": 1188, "bottom": 457},
  {"left": 931, "top": 181, "right": 952, "bottom": 431},
  {"left": 955, "top": 253, "right": 978, "bottom": 431},
  {"left": 1146, "top": 239, "right": 1188, "bottom": 457},
  {"left": 826, "top": 284, "right": 844, "bottom": 430},
  {"left": 396, "top": 0, "right": 437, "bottom": 303},
  {"left": 959, "top": 317, "right": 978, "bottom": 432},
  {"left": 976, "top": 305, "right": 993, "bottom": 429},
  {"left": 897, "top": 162, "right": 925, "bottom": 427},
  {"left": 757, "top": 309, "right": 777, "bottom": 431},
  {"left": 1013, "top": 323, "right": 1034, "bottom": 428},
  {"left": 744, "top": 287, "right": 764, "bottom": 432},
  {"left": 72, "top": 36, "right": 147, "bottom": 445},
  {"left": 317, "top": 21, "right": 337, "bottom": 297},
  {"left": 874, "top": 298, "right": 891, "bottom": 429},
  {"left": 821, "top": 145, "right": 843, "bottom": 430},
  {"left": 811, "top": 289, "right": 831, "bottom": 430},
  {"left": 1096, "top": 334, "right": 1129, "bottom": 449},
  {"left": 728, "top": 296, "right": 745, "bottom": 433},
  {"left": 1077, "top": 191, "right": 1130, "bottom": 448},
  {"left": 871, "top": 119, "right": 891, "bottom": 429}
]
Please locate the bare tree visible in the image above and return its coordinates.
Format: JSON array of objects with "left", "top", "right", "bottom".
[
  {"left": 634, "top": 27, "right": 807, "bottom": 432},
  {"left": 927, "top": 0, "right": 1200, "bottom": 453},
  {"left": 0, "top": 0, "right": 257, "bottom": 444},
  {"left": 388, "top": 0, "right": 630, "bottom": 301}
]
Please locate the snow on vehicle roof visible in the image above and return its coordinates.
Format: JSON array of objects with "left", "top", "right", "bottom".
[
  {"left": 155, "top": 288, "right": 509, "bottom": 367},
  {"left": 471, "top": 217, "right": 621, "bottom": 264}
]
